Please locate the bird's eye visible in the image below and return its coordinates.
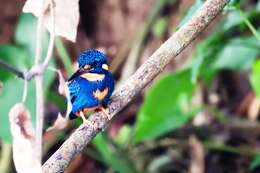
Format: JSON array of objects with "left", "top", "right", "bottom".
[
  {"left": 102, "top": 64, "right": 109, "bottom": 70},
  {"left": 84, "top": 64, "right": 91, "bottom": 70}
]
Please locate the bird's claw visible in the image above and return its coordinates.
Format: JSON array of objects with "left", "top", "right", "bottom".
[
  {"left": 79, "top": 111, "right": 96, "bottom": 128},
  {"left": 83, "top": 119, "right": 96, "bottom": 128},
  {"left": 100, "top": 107, "right": 112, "bottom": 120}
]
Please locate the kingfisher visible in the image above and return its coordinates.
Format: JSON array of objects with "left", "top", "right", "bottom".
[{"left": 67, "top": 50, "right": 115, "bottom": 126}]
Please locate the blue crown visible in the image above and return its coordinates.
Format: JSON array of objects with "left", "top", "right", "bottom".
[{"left": 78, "top": 50, "right": 108, "bottom": 68}]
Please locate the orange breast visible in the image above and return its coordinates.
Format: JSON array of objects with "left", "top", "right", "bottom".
[{"left": 75, "top": 106, "right": 99, "bottom": 116}]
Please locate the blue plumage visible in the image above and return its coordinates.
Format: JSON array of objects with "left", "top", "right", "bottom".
[
  {"left": 68, "top": 50, "right": 115, "bottom": 120},
  {"left": 78, "top": 50, "right": 107, "bottom": 68}
]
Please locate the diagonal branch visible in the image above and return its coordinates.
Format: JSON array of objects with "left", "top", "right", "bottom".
[{"left": 42, "top": 0, "right": 229, "bottom": 172}]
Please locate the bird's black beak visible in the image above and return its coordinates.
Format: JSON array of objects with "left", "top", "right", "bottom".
[{"left": 68, "top": 68, "right": 85, "bottom": 81}]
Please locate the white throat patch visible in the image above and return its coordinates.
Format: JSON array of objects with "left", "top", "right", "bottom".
[{"left": 80, "top": 73, "right": 105, "bottom": 81}]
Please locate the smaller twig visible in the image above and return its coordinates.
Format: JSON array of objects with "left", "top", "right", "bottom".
[
  {"left": 238, "top": 9, "right": 260, "bottom": 41},
  {"left": 0, "top": 59, "right": 25, "bottom": 79},
  {"left": 132, "top": 137, "right": 260, "bottom": 158},
  {"left": 35, "top": 76, "right": 44, "bottom": 163},
  {"left": 204, "top": 141, "right": 260, "bottom": 156},
  {"left": 22, "top": 79, "right": 28, "bottom": 103},
  {"left": 189, "top": 135, "right": 204, "bottom": 173},
  {"left": 34, "top": 0, "right": 44, "bottom": 65},
  {"left": 43, "top": 0, "right": 55, "bottom": 68}
]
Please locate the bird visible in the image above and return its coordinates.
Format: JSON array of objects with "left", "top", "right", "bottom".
[{"left": 67, "top": 49, "right": 115, "bottom": 126}]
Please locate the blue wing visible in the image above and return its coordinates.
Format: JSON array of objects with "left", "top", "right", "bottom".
[
  {"left": 68, "top": 77, "right": 99, "bottom": 117},
  {"left": 102, "top": 72, "right": 115, "bottom": 106},
  {"left": 68, "top": 71, "right": 115, "bottom": 119},
  {"left": 68, "top": 80, "right": 80, "bottom": 104}
]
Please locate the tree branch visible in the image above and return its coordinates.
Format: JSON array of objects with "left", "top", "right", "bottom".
[{"left": 42, "top": 0, "right": 229, "bottom": 172}]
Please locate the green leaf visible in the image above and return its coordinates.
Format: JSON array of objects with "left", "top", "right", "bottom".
[
  {"left": 195, "top": 36, "right": 259, "bottom": 84},
  {"left": 0, "top": 45, "right": 30, "bottom": 80},
  {"left": 257, "top": 1, "right": 260, "bottom": 11},
  {"left": 0, "top": 79, "right": 24, "bottom": 141},
  {"left": 134, "top": 69, "right": 196, "bottom": 143},
  {"left": 93, "top": 134, "right": 138, "bottom": 173},
  {"left": 191, "top": 33, "right": 223, "bottom": 83},
  {"left": 191, "top": 6, "right": 260, "bottom": 83},
  {"left": 178, "top": 0, "right": 203, "bottom": 28},
  {"left": 250, "top": 154, "right": 260, "bottom": 171},
  {"left": 0, "top": 45, "right": 33, "bottom": 142},
  {"left": 227, "top": 0, "right": 241, "bottom": 8},
  {"left": 15, "top": 13, "right": 49, "bottom": 59},
  {"left": 221, "top": 10, "right": 244, "bottom": 31},
  {"left": 250, "top": 60, "right": 260, "bottom": 97},
  {"left": 147, "top": 155, "right": 172, "bottom": 173},
  {"left": 211, "top": 37, "right": 259, "bottom": 70}
]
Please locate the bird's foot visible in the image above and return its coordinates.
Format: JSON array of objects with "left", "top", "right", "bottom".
[
  {"left": 79, "top": 111, "right": 95, "bottom": 128},
  {"left": 100, "top": 107, "right": 112, "bottom": 120}
]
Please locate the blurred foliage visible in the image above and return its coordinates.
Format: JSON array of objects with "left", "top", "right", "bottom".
[
  {"left": 250, "top": 60, "right": 260, "bottom": 97},
  {"left": 93, "top": 134, "right": 138, "bottom": 173},
  {"left": 135, "top": 0, "right": 260, "bottom": 144},
  {"left": 0, "top": 14, "right": 55, "bottom": 142},
  {"left": 251, "top": 154, "right": 260, "bottom": 171},
  {"left": 134, "top": 69, "right": 196, "bottom": 143},
  {"left": 152, "top": 17, "right": 169, "bottom": 37},
  {"left": 210, "top": 36, "right": 258, "bottom": 70},
  {"left": 114, "top": 125, "right": 132, "bottom": 146},
  {"left": 132, "top": 0, "right": 260, "bottom": 171}
]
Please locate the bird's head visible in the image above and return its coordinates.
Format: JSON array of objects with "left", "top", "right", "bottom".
[{"left": 78, "top": 50, "right": 109, "bottom": 73}]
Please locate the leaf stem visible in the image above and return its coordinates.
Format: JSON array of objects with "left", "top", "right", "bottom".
[
  {"left": 43, "top": 0, "right": 55, "bottom": 68},
  {"left": 22, "top": 79, "right": 28, "bottom": 103},
  {"left": 0, "top": 59, "right": 25, "bottom": 79},
  {"left": 239, "top": 9, "right": 260, "bottom": 41}
]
